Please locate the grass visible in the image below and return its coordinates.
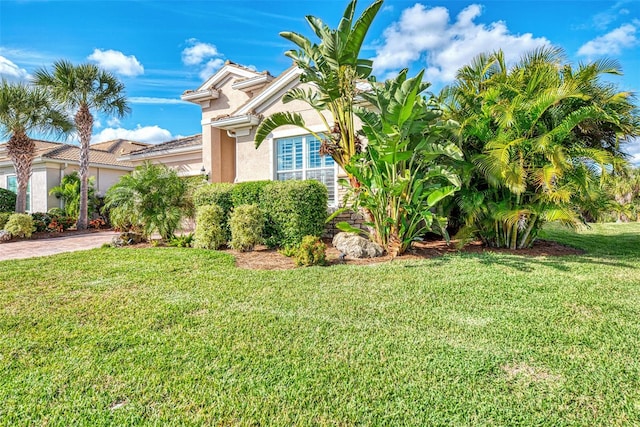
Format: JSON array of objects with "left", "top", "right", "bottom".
[{"left": 1, "top": 223, "right": 640, "bottom": 425}]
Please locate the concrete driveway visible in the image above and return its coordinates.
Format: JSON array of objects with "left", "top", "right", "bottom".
[{"left": 0, "top": 231, "right": 119, "bottom": 262}]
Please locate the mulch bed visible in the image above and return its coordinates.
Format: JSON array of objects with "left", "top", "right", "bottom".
[{"left": 225, "top": 238, "right": 584, "bottom": 271}]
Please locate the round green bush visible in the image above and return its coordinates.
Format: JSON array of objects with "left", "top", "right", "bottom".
[
  {"left": 193, "top": 204, "right": 226, "bottom": 250},
  {"left": 0, "top": 188, "right": 16, "bottom": 212},
  {"left": 4, "top": 213, "right": 35, "bottom": 238},
  {"left": 295, "top": 235, "right": 327, "bottom": 267},
  {"left": 229, "top": 204, "right": 264, "bottom": 252}
]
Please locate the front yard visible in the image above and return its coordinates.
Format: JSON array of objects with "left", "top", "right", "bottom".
[{"left": 1, "top": 223, "right": 639, "bottom": 425}]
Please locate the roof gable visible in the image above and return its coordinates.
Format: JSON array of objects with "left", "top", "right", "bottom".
[{"left": 193, "top": 61, "right": 262, "bottom": 92}]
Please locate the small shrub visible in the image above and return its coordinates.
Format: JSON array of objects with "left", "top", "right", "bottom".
[
  {"left": 193, "top": 204, "right": 226, "bottom": 250},
  {"left": 229, "top": 204, "right": 264, "bottom": 252},
  {"left": 261, "top": 180, "right": 328, "bottom": 247},
  {"left": 295, "top": 235, "right": 327, "bottom": 267},
  {"left": 231, "top": 181, "right": 271, "bottom": 206},
  {"left": 47, "top": 207, "right": 66, "bottom": 217},
  {"left": 168, "top": 233, "right": 194, "bottom": 248},
  {"left": 193, "top": 183, "right": 234, "bottom": 239},
  {"left": 31, "top": 212, "right": 51, "bottom": 232},
  {"left": 0, "top": 212, "right": 12, "bottom": 229},
  {"left": 89, "top": 217, "right": 106, "bottom": 229},
  {"left": 4, "top": 213, "right": 35, "bottom": 238},
  {"left": 0, "top": 188, "right": 16, "bottom": 212}
]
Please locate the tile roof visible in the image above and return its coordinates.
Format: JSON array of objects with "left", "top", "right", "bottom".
[
  {"left": 0, "top": 139, "right": 142, "bottom": 168},
  {"left": 89, "top": 139, "right": 150, "bottom": 155},
  {"left": 127, "top": 134, "right": 202, "bottom": 157}
]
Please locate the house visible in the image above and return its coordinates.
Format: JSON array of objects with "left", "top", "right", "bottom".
[
  {"left": 177, "top": 61, "right": 340, "bottom": 204},
  {"left": 0, "top": 139, "right": 149, "bottom": 212},
  {"left": 120, "top": 134, "right": 203, "bottom": 178}
]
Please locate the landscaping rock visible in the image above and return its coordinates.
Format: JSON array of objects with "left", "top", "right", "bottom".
[
  {"left": 332, "top": 232, "right": 384, "bottom": 258},
  {"left": 0, "top": 230, "right": 11, "bottom": 242},
  {"left": 112, "top": 232, "right": 144, "bottom": 246}
]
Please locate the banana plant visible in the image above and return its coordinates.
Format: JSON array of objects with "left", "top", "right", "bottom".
[
  {"left": 340, "top": 69, "right": 462, "bottom": 257},
  {"left": 254, "top": 0, "right": 383, "bottom": 187}
]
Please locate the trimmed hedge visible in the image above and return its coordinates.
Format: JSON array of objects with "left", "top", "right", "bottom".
[
  {"left": 231, "top": 180, "right": 271, "bottom": 206},
  {"left": 261, "top": 180, "right": 328, "bottom": 247},
  {"left": 229, "top": 204, "right": 264, "bottom": 252},
  {"left": 192, "top": 179, "right": 328, "bottom": 248},
  {"left": 193, "top": 183, "right": 234, "bottom": 238},
  {"left": 0, "top": 188, "right": 16, "bottom": 212},
  {"left": 193, "top": 204, "right": 226, "bottom": 250}
]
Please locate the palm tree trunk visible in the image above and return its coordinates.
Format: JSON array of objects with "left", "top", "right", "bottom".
[
  {"left": 6, "top": 131, "right": 35, "bottom": 213},
  {"left": 75, "top": 104, "right": 93, "bottom": 230}
]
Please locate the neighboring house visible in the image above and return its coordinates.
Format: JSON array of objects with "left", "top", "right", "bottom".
[
  {"left": 0, "top": 139, "right": 149, "bottom": 212},
  {"left": 179, "top": 61, "right": 340, "bottom": 204},
  {"left": 120, "top": 134, "right": 203, "bottom": 177}
]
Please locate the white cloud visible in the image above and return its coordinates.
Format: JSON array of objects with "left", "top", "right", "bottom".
[
  {"left": 87, "top": 49, "right": 144, "bottom": 77},
  {"left": 91, "top": 125, "right": 173, "bottom": 144},
  {"left": 182, "top": 39, "right": 225, "bottom": 79},
  {"left": 0, "top": 55, "right": 30, "bottom": 82},
  {"left": 373, "top": 4, "right": 550, "bottom": 83},
  {"left": 577, "top": 23, "right": 638, "bottom": 57},
  {"left": 107, "top": 117, "right": 121, "bottom": 127},
  {"left": 129, "top": 96, "right": 188, "bottom": 105},
  {"left": 182, "top": 39, "right": 220, "bottom": 65},
  {"left": 623, "top": 137, "right": 640, "bottom": 165},
  {"left": 199, "top": 58, "right": 225, "bottom": 80}
]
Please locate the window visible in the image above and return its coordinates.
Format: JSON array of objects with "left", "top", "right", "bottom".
[
  {"left": 7, "top": 175, "right": 30, "bottom": 211},
  {"left": 276, "top": 134, "right": 336, "bottom": 204}
]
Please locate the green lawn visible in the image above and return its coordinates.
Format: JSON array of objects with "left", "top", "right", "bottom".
[{"left": 1, "top": 223, "right": 639, "bottom": 426}]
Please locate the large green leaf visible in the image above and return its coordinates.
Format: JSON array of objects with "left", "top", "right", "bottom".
[{"left": 254, "top": 112, "right": 308, "bottom": 147}]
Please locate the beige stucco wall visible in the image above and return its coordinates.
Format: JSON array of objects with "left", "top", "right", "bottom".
[
  {"left": 133, "top": 150, "right": 203, "bottom": 178},
  {"left": 0, "top": 161, "right": 132, "bottom": 213}
]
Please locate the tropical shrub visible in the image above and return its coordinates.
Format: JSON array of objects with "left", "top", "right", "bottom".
[
  {"left": 231, "top": 180, "right": 271, "bottom": 206},
  {"left": 0, "top": 188, "right": 16, "bottom": 212},
  {"left": 343, "top": 69, "right": 462, "bottom": 257},
  {"left": 0, "top": 212, "right": 11, "bottom": 229},
  {"left": 104, "top": 162, "right": 189, "bottom": 241},
  {"left": 295, "top": 235, "right": 327, "bottom": 267},
  {"left": 261, "top": 180, "right": 328, "bottom": 247},
  {"left": 229, "top": 204, "right": 264, "bottom": 252},
  {"left": 4, "top": 213, "right": 35, "bottom": 238},
  {"left": 193, "top": 204, "right": 226, "bottom": 250},
  {"left": 168, "top": 233, "right": 194, "bottom": 248},
  {"left": 49, "top": 171, "right": 98, "bottom": 218},
  {"left": 441, "top": 48, "right": 640, "bottom": 248},
  {"left": 31, "top": 212, "right": 51, "bottom": 232},
  {"left": 255, "top": 0, "right": 383, "bottom": 187}
]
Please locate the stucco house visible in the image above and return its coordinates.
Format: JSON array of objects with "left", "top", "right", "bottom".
[
  {"left": 176, "top": 61, "right": 340, "bottom": 205},
  {"left": 0, "top": 139, "right": 149, "bottom": 212}
]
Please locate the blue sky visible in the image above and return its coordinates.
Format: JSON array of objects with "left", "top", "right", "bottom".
[{"left": 0, "top": 0, "right": 639, "bottom": 158}]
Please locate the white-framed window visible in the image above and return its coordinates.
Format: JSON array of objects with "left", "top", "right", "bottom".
[
  {"left": 276, "top": 134, "right": 336, "bottom": 205},
  {"left": 6, "top": 175, "right": 30, "bottom": 212}
]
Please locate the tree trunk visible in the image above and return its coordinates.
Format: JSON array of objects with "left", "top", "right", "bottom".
[
  {"left": 6, "top": 131, "right": 35, "bottom": 213},
  {"left": 75, "top": 104, "right": 93, "bottom": 230}
]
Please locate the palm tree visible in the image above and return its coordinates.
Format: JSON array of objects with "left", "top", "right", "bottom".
[
  {"left": 442, "top": 48, "right": 639, "bottom": 248},
  {"left": 104, "top": 162, "right": 188, "bottom": 241},
  {"left": 255, "top": 0, "right": 383, "bottom": 187},
  {"left": 33, "top": 60, "right": 130, "bottom": 229},
  {"left": 0, "top": 80, "right": 72, "bottom": 213}
]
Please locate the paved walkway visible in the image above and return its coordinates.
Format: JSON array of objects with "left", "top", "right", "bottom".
[{"left": 0, "top": 231, "right": 119, "bottom": 262}]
